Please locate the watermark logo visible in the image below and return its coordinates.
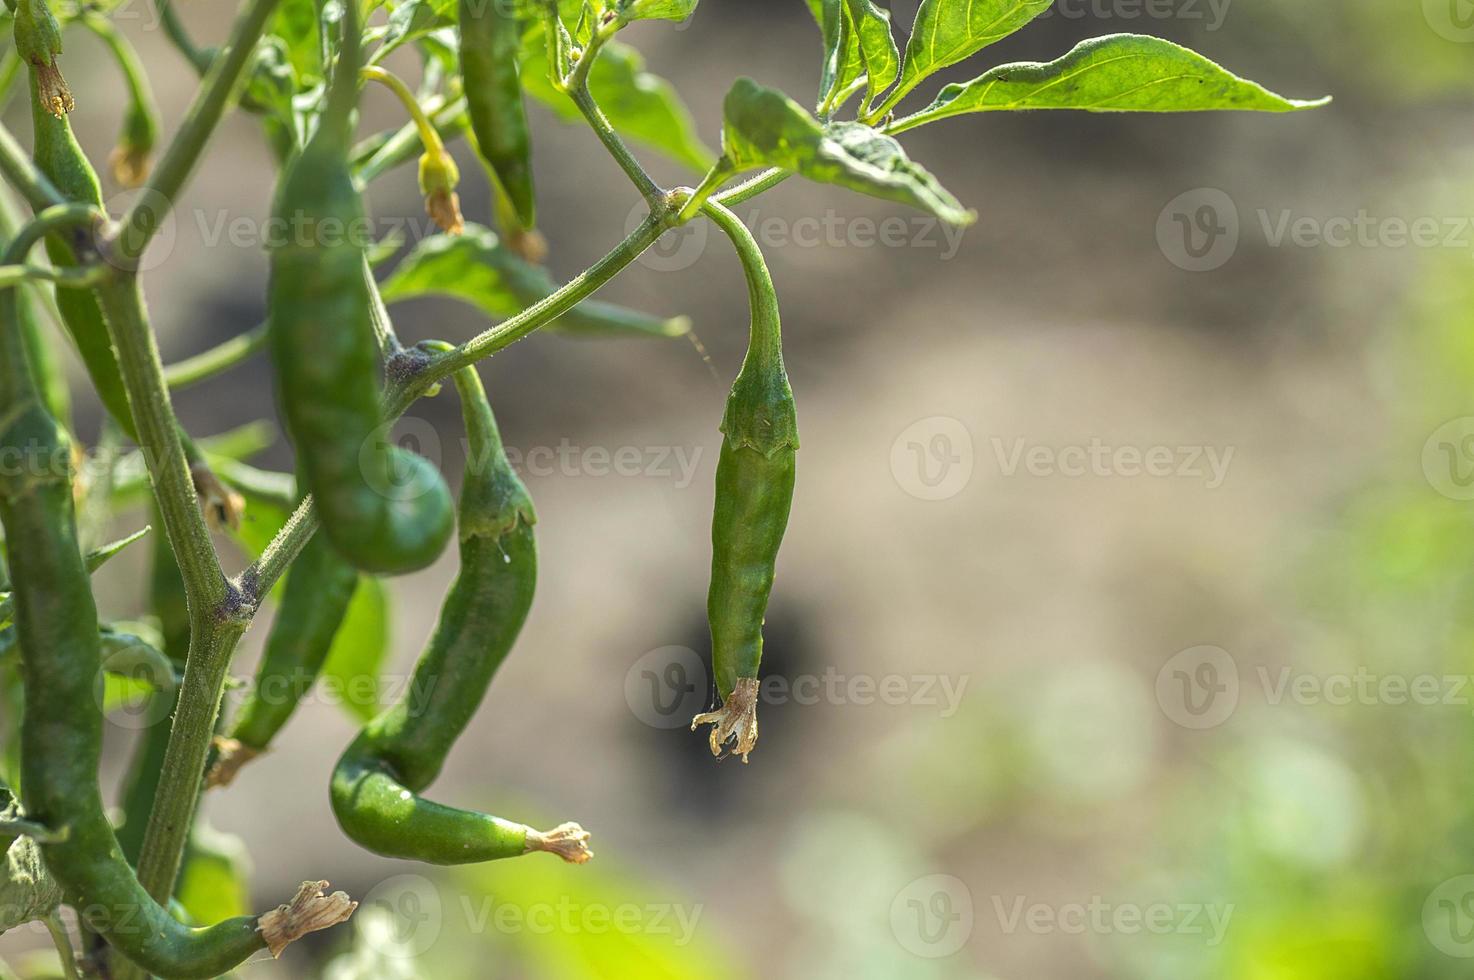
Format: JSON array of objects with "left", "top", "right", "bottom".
[
  {"left": 890, "top": 416, "right": 974, "bottom": 501},
  {"left": 891, "top": 874, "right": 973, "bottom": 958},
  {"left": 1155, "top": 645, "right": 1239, "bottom": 729},
  {"left": 1423, "top": 417, "right": 1474, "bottom": 500},
  {"left": 360, "top": 874, "right": 443, "bottom": 959},
  {"left": 993, "top": 895, "right": 1233, "bottom": 944},
  {"left": 1425, "top": 875, "right": 1474, "bottom": 957},
  {"left": 624, "top": 645, "right": 709, "bottom": 729},
  {"left": 1039, "top": 0, "right": 1233, "bottom": 29},
  {"left": 1157, "top": 188, "right": 1240, "bottom": 272},
  {"left": 1425, "top": 0, "right": 1474, "bottom": 42}
]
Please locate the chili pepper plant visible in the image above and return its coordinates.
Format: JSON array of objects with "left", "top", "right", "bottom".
[{"left": 0, "top": 0, "right": 1325, "bottom": 976}]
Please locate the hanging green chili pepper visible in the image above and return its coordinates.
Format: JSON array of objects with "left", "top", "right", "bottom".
[
  {"left": 208, "top": 529, "right": 359, "bottom": 787},
  {"left": 17, "top": 12, "right": 139, "bottom": 439},
  {"left": 461, "top": 0, "right": 536, "bottom": 227},
  {"left": 690, "top": 202, "right": 797, "bottom": 763},
  {"left": 331, "top": 359, "right": 590, "bottom": 865},
  {"left": 268, "top": 1, "right": 454, "bottom": 575},
  {"left": 0, "top": 226, "right": 354, "bottom": 977}
]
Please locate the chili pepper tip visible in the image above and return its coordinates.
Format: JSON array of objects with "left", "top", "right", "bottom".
[{"left": 691, "top": 677, "right": 761, "bottom": 763}]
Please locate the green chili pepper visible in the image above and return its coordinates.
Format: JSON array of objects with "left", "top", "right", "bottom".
[
  {"left": 209, "top": 529, "right": 359, "bottom": 787},
  {"left": 0, "top": 280, "right": 355, "bottom": 978},
  {"left": 268, "top": 2, "right": 454, "bottom": 576},
  {"left": 690, "top": 202, "right": 797, "bottom": 763},
  {"left": 21, "top": 45, "right": 140, "bottom": 439},
  {"left": 461, "top": 0, "right": 536, "bottom": 227},
  {"left": 330, "top": 361, "right": 591, "bottom": 865}
]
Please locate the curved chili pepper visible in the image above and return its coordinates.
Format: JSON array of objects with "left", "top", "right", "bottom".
[
  {"left": 268, "top": 3, "right": 454, "bottom": 575},
  {"left": 0, "top": 254, "right": 353, "bottom": 978},
  {"left": 691, "top": 202, "right": 798, "bottom": 763},
  {"left": 330, "top": 360, "right": 590, "bottom": 865},
  {"left": 208, "top": 530, "right": 359, "bottom": 787},
  {"left": 25, "top": 64, "right": 136, "bottom": 439},
  {"left": 461, "top": 0, "right": 536, "bottom": 226}
]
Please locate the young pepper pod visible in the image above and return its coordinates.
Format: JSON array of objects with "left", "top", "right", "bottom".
[
  {"left": 460, "top": 0, "right": 536, "bottom": 226},
  {"left": 331, "top": 361, "right": 590, "bottom": 865},
  {"left": 691, "top": 202, "right": 798, "bottom": 763},
  {"left": 268, "top": 2, "right": 454, "bottom": 575}
]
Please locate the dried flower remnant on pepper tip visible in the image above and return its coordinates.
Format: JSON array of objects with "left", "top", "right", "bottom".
[
  {"left": 257, "top": 881, "right": 357, "bottom": 958},
  {"left": 32, "top": 58, "right": 72, "bottom": 116},
  {"left": 419, "top": 149, "right": 465, "bottom": 236},
  {"left": 691, "top": 677, "right": 760, "bottom": 763},
  {"left": 506, "top": 227, "right": 549, "bottom": 264},
  {"left": 525, "top": 822, "right": 594, "bottom": 863},
  {"left": 109, "top": 143, "right": 150, "bottom": 188},
  {"left": 191, "top": 462, "right": 245, "bottom": 531},
  {"left": 205, "top": 736, "right": 262, "bottom": 789}
]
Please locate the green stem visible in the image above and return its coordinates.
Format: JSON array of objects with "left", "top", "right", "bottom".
[
  {"left": 112, "top": 0, "right": 282, "bottom": 262},
  {"left": 677, "top": 158, "right": 736, "bottom": 223},
  {"left": 712, "top": 167, "right": 790, "bottom": 209},
  {"left": 43, "top": 913, "right": 80, "bottom": 980},
  {"left": 0, "top": 261, "right": 104, "bottom": 289},
  {"left": 162, "top": 320, "right": 268, "bottom": 389},
  {"left": 570, "top": 85, "right": 662, "bottom": 205},
  {"left": 155, "top": 0, "right": 212, "bottom": 74},
  {"left": 94, "top": 274, "right": 243, "bottom": 922},
  {"left": 360, "top": 65, "right": 449, "bottom": 159}
]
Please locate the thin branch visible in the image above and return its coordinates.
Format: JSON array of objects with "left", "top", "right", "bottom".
[
  {"left": 0, "top": 121, "right": 64, "bottom": 211},
  {"left": 112, "top": 0, "right": 283, "bottom": 262},
  {"left": 162, "top": 321, "right": 268, "bottom": 390}
]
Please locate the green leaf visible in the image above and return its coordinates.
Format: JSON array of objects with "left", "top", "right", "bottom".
[
  {"left": 268, "top": 0, "right": 326, "bottom": 86},
  {"left": 177, "top": 823, "right": 252, "bottom": 926},
  {"left": 722, "top": 78, "right": 975, "bottom": 226},
  {"left": 878, "top": 0, "right": 1052, "bottom": 116},
  {"left": 615, "top": 0, "right": 697, "bottom": 24},
  {"left": 379, "top": 0, "right": 451, "bottom": 58},
  {"left": 320, "top": 576, "right": 389, "bottom": 724},
  {"left": 893, "top": 34, "right": 1332, "bottom": 129},
  {"left": 806, "top": 0, "right": 865, "bottom": 112},
  {"left": 521, "top": 35, "right": 716, "bottom": 173},
  {"left": 381, "top": 224, "right": 690, "bottom": 337},
  {"left": 846, "top": 0, "right": 899, "bottom": 111}
]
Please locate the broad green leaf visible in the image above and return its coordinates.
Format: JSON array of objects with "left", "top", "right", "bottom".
[
  {"left": 381, "top": 224, "right": 690, "bottom": 337},
  {"left": 806, "top": 0, "right": 865, "bottom": 112},
  {"left": 846, "top": 0, "right": 899, "bottom": 110},
  {"left": 320, "top": 576, "right": 388, "bottom": 723},
  {"left": 894, "top": 34, "right": 1332, "bottom": 129},
  {"left": 722, "top": 78, "right": 975, "bottom": 225},
  {"left": 879, "top": 0, "right": 1053, "bottom": 116},
  {"left": 521, "top": 35, "right": 716, "bottom": 173},
  {"left": 177, "top": 823, "right": 252, "bottom": 926},
  {"left": 615, "top": 0, "right": 697, "bottom": 23}
]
